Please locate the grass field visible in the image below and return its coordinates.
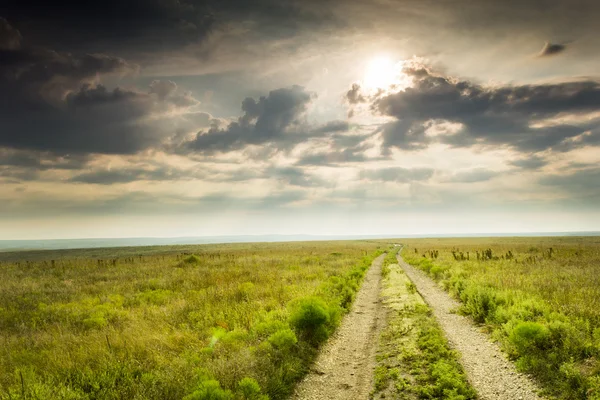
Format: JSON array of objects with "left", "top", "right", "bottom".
[
  {"left": 0, "top": 241, "right": 384, "bottom": 399},
  {"left": 400, "top": 237, "right": 600, "bottom": 399}
]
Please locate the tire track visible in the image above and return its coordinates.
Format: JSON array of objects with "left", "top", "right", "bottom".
[
  {"left": 397, "top": 252, "right": 543, "bottom": 400},
  {"left": 292, "top": 254, "right": 386, "bottom": 400}
]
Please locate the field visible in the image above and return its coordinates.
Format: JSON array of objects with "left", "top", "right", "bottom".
[
  {"left": 0, "top": 241, "right": 384, "bottom": 399},
  {"left": 400, "top": 237, "right": 600, "bottom": 399},
  {"left": 3, "top": 236, "right": 600, "bottom": 400}
]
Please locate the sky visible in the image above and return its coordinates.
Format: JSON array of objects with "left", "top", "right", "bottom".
[{"left": 1, "top": 0, "right": 600, "bottom": 240}]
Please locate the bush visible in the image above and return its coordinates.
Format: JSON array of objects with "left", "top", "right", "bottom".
[
  {"left": 184, "top": 380, "right": 234, "bottom": 400},
  {"left": 509, "top": 321, "right": 551, "bottom": 354},
  {"left": 184, "top": 255, "right": 201, "bottom": 264},
  {"left": 268, "top": 329, "right": 298, "bottom": 351},
  {"left": 289, "top": 297, "right": 331, "bottom": 345},
  {"left": 460, "top": 286, "right": 498, "bottom": 324},
  {"left": 237, "top": 377, "right": 269, "bottom": 400}
]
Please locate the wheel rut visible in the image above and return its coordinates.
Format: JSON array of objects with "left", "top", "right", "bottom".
[
  {"left": 397, "top": 253, "right": 544, "bottom": 400},
  {"left": 291, "top": 254, "right": 386, "bottom": 400}
]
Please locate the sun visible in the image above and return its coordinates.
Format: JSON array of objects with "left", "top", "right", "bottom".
[{"left": 363, "top": 56, "right": 404, "bottom": 90}]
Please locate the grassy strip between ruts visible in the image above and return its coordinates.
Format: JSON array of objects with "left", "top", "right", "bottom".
[
  {"left": 371, "top": 247, "right": 476, "bottom": 400},
  {"left": 400, "top": 238, "right": 600, "bottom": 400},
  {"left": 0, "top": 242, "right": 384, "bottom": 400}
]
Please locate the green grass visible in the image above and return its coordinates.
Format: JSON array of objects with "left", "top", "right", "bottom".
[
  {"left": 400, "top": 237, "right": 600, "bottom": 399},
  {"left": 0, "top": 241, "right": 384, "bottom": 399},
  {"left": 372, "top": 247, "right": 476, "bottom": 400}
]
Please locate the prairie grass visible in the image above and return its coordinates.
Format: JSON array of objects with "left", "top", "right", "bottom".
[
  {"left": 0, "top": 241, "right": 383, "bottom": 399},
  {"left": 399, "top": 236, "right": 600, "bottom": 399}
]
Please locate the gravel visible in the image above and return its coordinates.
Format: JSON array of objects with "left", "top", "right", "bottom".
[
  {"left": 397, "top": 253, "right": 544, "bottom": 400},
  {"left": 292, "top": 254, "right": 386, "bottom": 400}
]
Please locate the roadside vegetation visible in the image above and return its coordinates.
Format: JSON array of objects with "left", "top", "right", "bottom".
[
  {"left": 0, "top": 241, "right": 383, "bottom": 399},
  {"left": 372, "top": 247, "right": 476, "bottom": 400},
  {"left": 400, "top": 237, "right": 600, "bottom": 399}
]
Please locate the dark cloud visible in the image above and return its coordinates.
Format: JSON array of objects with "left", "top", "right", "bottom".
[
  {"left": 0, "top": 19, "right": 200, "bottom": 155},
  {"left": 0, "top": 19, "right": 137, "bottom": 103},
  {"left": 68, "top": 163, "right": 267, "bottom": 185},
  {"left": 67, "top": 162, "right": 332, "bottom": 186},
  {"left": 149, "top": 80, "right": 178, "bottom": 100},
  {"left": 371, "top": 61, "right": 600, "bottom": 154},
  {"left": 509, "top": 155, "right": 548, "bottom": 170},
  {"left": 0, "top": 82, "right": 199, "bottom": 155},
  {"left": 267, "top": 166, "right": 330, "bottom": 188},
  {"left": 0, "top": 17, "right": 21, "bottom": 50},
  {"left": 185, "top": 85, "right": 315, "bottom": 153},
  {"left": 0, "top": 148, "right": 89, "bottom": 170},
  {"left": 539, "top": 42, "right": 567, "bottom": 57},
  {"left": 0, "top": 2, "right": 214, "bottom": 54},
  {"left": 0, "top": 0, "right": 342, "bottom": 59},
  {"left": 313, "top": 120, "right": 350, "bottom": 134},
  {"left": 0, "top": 150, "right": 90, "bottom": 184},
  {"left": 359, "top": 167, "right": 434, "bottom": 183},
  {"left": 296, "top": 150, "right": 366, "bottom": 166},
  {"left": 69, "top": 166, "right": 193, "bottom": 185}
]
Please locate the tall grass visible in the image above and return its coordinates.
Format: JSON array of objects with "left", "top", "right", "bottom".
[
  {"left": 399, "top": 237, "right": 600, "bottom": 399},
  {"left": 0, "top": 241, "right": 383, "bottom": 399}
]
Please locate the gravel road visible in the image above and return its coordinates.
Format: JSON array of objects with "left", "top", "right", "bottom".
[
  {"left": 397, "top": 253, "right": 544, "bottom": 400},
  {"left": 291, "top": 254, "right": 386, "bottom": 400}
]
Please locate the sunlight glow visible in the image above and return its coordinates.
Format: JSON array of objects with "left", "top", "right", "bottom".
[{"left": 363, "top": 56, "right": 403, "bottom": 90}]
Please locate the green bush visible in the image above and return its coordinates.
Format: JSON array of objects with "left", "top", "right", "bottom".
[
  {"left": 268, "top": 329, "right": 298, "bottom": 351},
  {"left": 460, "top": 286, "right": 498, "bottom": 324},
  {"left": 183, "top": 255, "right": 201, "bottom": 264},
  {"left": 509, "top": 321, "right": 551, "bottom": 354},
  {"left": 236, "top": 377, "right": 269, "bottom": 400},
  {"left": 289, "top": 297, "right": 331, "bottom": 345},
  {"left": 184, "top": 380, "right": 234, "bottom": 400}
]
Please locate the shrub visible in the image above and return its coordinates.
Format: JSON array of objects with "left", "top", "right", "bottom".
[
  {"left": 236, "top": 377, "right": 269, "bottom": 400},
  {"left": 289, "top": 297, "right": 331, "bottom": 345},
  {"left": 235, "top": 282, "right": 256, "bottom": 302},
  {"left": 184, "top": 380, "right": 234, "bottom": 400},
  {"left": 509, "top": 321, "right": 551, "bottom": 354},
  {"left": 460, "top": 286, "right": 498, "bottom": 324},
  {"left": 184, "top": 255, "right": 201, "bottom": 264},
  {"left": 419, "top": 258, "right": 434, "bottom": 273},
  {"left": 268, "top": 329, "right": 298, "bottom": 351}
]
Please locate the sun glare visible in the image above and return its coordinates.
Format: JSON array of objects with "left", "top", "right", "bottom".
[{"left": 363, "top": 56, "right": 403, "bottom": 90}]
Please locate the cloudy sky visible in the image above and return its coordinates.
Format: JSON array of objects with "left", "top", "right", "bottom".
[{"left": 1, "top": 0, "right": 600, "bottom": 239}]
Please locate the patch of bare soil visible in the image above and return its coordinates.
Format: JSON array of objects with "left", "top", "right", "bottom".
[{"left": 291, "top": 254, "right": 386, "bottom": 400}]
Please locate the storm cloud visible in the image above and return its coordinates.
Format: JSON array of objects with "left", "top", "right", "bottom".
[
  {"left": 372, "top": 62, "right": 600, "bottom": 154},
  {"left": 185, "top": 85, "right": 315, "bottom": 153},
  {"left": 0, "top": 19, "right": 204, "bottom": 155}
]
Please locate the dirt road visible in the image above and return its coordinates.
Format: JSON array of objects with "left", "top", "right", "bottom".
[
  {"left": 291, "top": 254, "right": 386, "bottom": 400},
  {"left": 397, "top": 253, "right": 543, "bottom": 400}
]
